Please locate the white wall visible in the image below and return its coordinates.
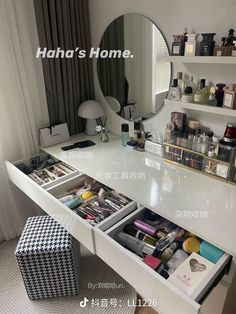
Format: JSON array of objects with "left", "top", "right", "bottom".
[{"left": 89, "top": 0, "right": 236, "bottom": 136}]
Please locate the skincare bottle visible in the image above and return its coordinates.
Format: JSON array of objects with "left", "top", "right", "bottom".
[
  {"left": 121, "top": 123, "right": 129, "bottom": 146},
  {"left": 116, "top": 232, "right": 155, "bottom": 257},
  {"left": 164, "top": 122, "right": 174, "bottom": 143},
  {"left": 168, "top": 79, "right": 181, "bottom": 101},
  {"left": 166, "top": 249, "right": 189, "bottom": 275},
  {"left": 124, "top": 224, "right": 158, "bottom": 246}
]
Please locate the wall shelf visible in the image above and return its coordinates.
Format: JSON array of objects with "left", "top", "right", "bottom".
[
  {"left": 165, "top": 99, "right": 236, "bottom": 117},
  {"left": 165, "top": 56, "right": 236, "bottom": 64}
]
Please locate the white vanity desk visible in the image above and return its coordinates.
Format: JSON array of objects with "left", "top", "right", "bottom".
[{"left": 6, "top": 133, "right": 236, "bottom": 314}]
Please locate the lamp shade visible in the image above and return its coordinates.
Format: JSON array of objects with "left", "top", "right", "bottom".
[{"left": 78, "top": 100, "right": 104, "bottom": 119}]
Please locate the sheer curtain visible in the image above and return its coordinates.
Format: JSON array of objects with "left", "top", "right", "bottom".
[{"left": 0, "top": 0, "right": 49, "bottom": 242}]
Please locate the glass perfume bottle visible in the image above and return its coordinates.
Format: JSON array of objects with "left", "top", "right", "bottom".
[
  {"left": 168, "top": 79, "right": 181, "bottom": 101},
  {"left": 208, "top": 87, "right": 218, "bottom": 107},
  {"left": 186, "top": 76, "right": 197, "bottom": 93},
  {"left": 181, "top": 86, "right": 193, "bottom": 103},
  {"left": 215, "top": 83, "right": 226, "bottom": 107},
  {"left": 199, "top": 33, "right": 216, "bottom": 56},
  {"left": 199, "top": 79, "right": 209, "bottom": 104},
  {"left": 185, "top": 34, "right": 199, "bottom": 56},
  {"left": 177, "top": 72, "right": 186, "bottom": 94},
  {"left": 194, "top": 80, "right": 203, "bottom": 104}
]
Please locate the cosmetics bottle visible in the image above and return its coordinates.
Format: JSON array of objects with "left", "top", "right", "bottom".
[
  {"left": 124, "top": 224, "right": 158, "bottom": 246},
  {"left": 208, "top": 87, "right": 218, "bottom": 107},
  {"left": 213, "top": 44, "right": 229, "bottom": 56},
  {"left": 223, "top": 84, "right": 236, "bottom": 110},
  {"left": 199, "top": 33, "right": 216, "bottom": 56},
  {"left": 168, "top": 79, "right": 181, "bottom": 101},
  {"left": 201, "top": 134, "right": 209, "bottom": 154},
  {"left": 177, "top": 72, "right": 185, "bottom": 94},
  {"left": 171, "top": 35, "right": 184, "bottom": 56},
  {"left": 166, "top": 249, "right": 189, "bottom": 275},
  {"left": 192, "top": 133, "right": 198, "bottom": 151},
  {"left": 187, "top": 134, "right": 194, "bottom": 150},
  {"left": 160, "top": 242, "right": 178, "bottom": 265},
  {"left": 155, "top": 231, "right": 177, "bottom": 252},
  {"left": 185, "top": 34, "right": 199, "bottom": 56},
  {"left": 137, "top": 131, "right": 145, "bottom": 151},
  {"left": 64, "top": 197, "right": 83, "bottom": 209},
  {"left": 194, "top": 80, "right": 203, "bottom": 104},
  {"left": 133, "top": 219, "right": 157, "bottom": 237},
  {"left": 186, "top": 76, "right": 197, "bottom": 93},
  {"left": 199, "top": 79, "right": 209, "bottom": 104},
  {"left": 59, "top": 195, "right": 76, "bottom": 203},
  {"left": 164, "top": 123, "right": 174, "bottom": 143},
  {"left": 121, "top": 123, "right": 129, "bottom": 146},
  {"left": 133, "top": 121, "right": 141, "bottom": 142},
  {"left": 215, "top": 84, "right": 226, "bottom": 107},
  {"left": 181, "top": 86, "right": 193, "bottom": 103},
  {"left": 116, "top": 232, "right": 155, "bottom": 257},
  {"left": 197, "top": 135, "right": 203, "bottom": 153}
]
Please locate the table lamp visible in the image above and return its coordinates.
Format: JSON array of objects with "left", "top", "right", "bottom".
[{"left": 78, "top": 100, "right": 104, "bottom": 135}]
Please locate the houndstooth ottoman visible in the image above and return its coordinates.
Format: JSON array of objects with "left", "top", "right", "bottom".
[{"left": 15, "top": 215, "right": 80, "bottom": 300}]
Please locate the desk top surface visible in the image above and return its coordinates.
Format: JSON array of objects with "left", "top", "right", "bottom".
[{"left": 42, "top": 133, "right": 236, "bottom": 256}]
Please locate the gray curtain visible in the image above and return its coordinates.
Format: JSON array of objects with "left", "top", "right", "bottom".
[
  {"left": 97, "top": 16, "right": 125, "bottom": 108},
  {"left": 34, "top": 0, "right": 94, "bottom": 135}
]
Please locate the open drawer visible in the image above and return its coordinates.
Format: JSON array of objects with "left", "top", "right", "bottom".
[
  {"left": 94, "top": 206, "right": 232, "bottom": 314},
  {"left": 5, "top": 157, "right": 137, "bottom": 254}
]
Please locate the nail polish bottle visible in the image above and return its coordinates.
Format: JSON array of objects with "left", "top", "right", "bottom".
[{"left": 121, "top": 123, "right": 129, "bottom": 146}]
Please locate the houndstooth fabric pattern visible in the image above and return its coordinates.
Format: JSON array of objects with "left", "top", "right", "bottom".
[{"left": 15, "top": 216, "right": 80, "bottom": 300}]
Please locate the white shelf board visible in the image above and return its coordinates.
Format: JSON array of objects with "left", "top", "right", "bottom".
[
  {"left": 165, "top": 56, "right": 236, "bottom": 64},
  {"left": 165, "top": 99, "right": 236, "bottom": 117}
]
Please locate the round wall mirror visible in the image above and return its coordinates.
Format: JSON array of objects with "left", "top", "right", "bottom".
[{"left": 97, "top": 14, "right": 171, "bottom": 121}]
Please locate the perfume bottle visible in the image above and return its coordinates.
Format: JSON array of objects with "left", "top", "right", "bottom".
[
  {"left": 199, "top": 79, "right": 209, "bottom": 104},
  {"left": 181, "top": 86, "right": 193, "bottom": 103},
  {"left": 199, "top": 33, "right": 216, "bottom": 56},
  {"left": 177, "top": 72, "right": 186, "bottom": 93},
  {"left": 185, "top": 34, "right": 199, "bottom": 56},
  {"left": 171, "top": 35, "right": 185, "bottom": 56},
  {"left": 194, "top": 80, "right": 203, "bottom": 104},
  {"left": 215, "top": 83, "right": 226, "bottom": 107},
  {"left": 168, "top": 79, "right": 181, "bottom": 101},
  {"left": 208, "top": 87, "right": 218, "bottom": 106},
  {"left": 186, "top": 76, "right": 197, "bottom": 93},
  {"left": 223, "top": 84, "right": 236, "bottom": 109}
]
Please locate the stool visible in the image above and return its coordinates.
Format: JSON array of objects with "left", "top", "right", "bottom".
[{"left": 15, "top": 216, "right": 80, "bottom": 300}]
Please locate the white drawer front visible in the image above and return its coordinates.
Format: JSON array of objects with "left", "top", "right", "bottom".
[
  {"left": 94, "top": 207, "right": 231, "bottom": 314},
  {"left": 6, "top": 160, "right": 137, "bottom": 254},
  {"left": 6, "top": 161, "right": 95, "bottom": 253}
]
